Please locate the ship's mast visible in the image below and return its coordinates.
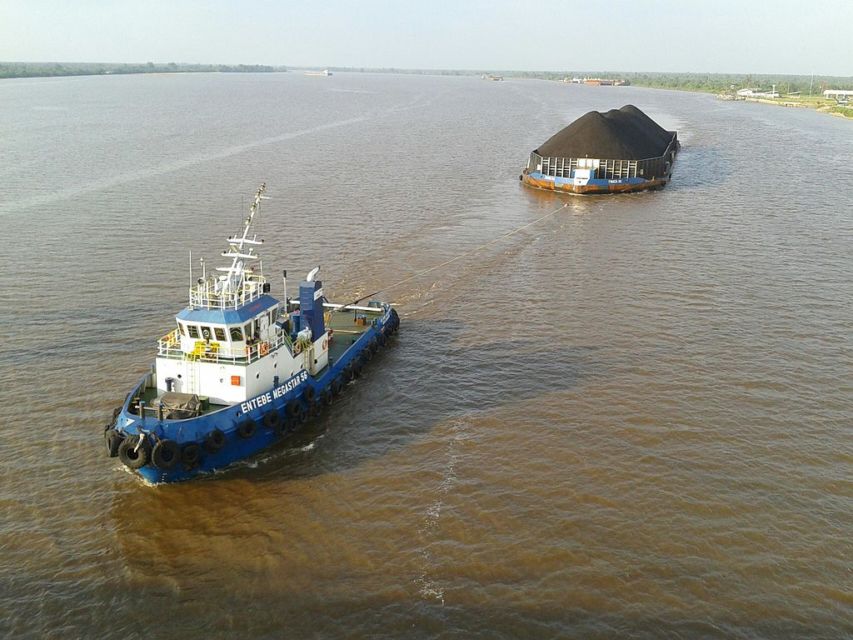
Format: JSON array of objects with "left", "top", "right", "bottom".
[
  {"left": 217, "top": 183, "right": 267, "bottom": 294},
  {"left": 188, "top": 184, "right": 269, "bottom": 309}
]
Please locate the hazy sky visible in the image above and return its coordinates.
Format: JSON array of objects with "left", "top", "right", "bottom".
[{"left": 2, "top": 0, "right": 851, "bottom": 76}]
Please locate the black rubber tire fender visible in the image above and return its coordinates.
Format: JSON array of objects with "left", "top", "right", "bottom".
[
  {"left": 263, "top": 410, "right": 281, "bottom": 429},
  {"left": 378, "top": 332, "right": 387, "bottom": 347},
  {"left": 331, "top": 378, "right": 343, "bottom": 396},
  {"left": 286, "top": 399, "right": 302, "bottom": 418},
  {"left": 343, "top": 364, "right": 354, "bottom": 381},
  {"left": 352, "top": 359, "right": 363, "bottom": 378},
  {"left": 118, "top": 435, "right": 150, "bottom": 470},
  {"left": 104, "top": 428, "right": 124, "bottom": 458},
  {"left": 320, "top": 389, "right": 333, "bottom": 406},
  {"left": 237, "top": 419, "right": 256, "bottom": 439},
  {"left": 307, "top": 400, "right": 321, "bottom": 418},
  {"left": 152, "top": 439, "right": 180, "bottom": 470},
  {"left": 302, "top": 385, "right": 316, "bottom": 403},
  {"left": 295, "top": 405, "right": 308, "bottom": 424},
  {"left": 204, "top": 428, "right": 226, "bottom": 453},
  {"left": 181, "top": 443, "right": 201, "bottom": 467}
]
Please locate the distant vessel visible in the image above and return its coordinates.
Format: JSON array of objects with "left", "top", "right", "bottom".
[
  {"left": 104, "top": 184, "right": 399, "bottom": 483},
  {"left": 521, "top": 105, "right": 679, "bottom": 195},
  {"left": 305, "top": 69, "right": 333, "bottom": 77}
]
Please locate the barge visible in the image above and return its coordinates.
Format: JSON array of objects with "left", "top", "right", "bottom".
[
  {"left": 103, "top": 184, "right": 399, "bottom": 483},
  {"left": 521, "top": 105, "right": 679, "bottom": 195}
]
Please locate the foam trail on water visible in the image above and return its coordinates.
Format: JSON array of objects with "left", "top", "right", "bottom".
[
  {"left": 415, "top": 418, "right": 469, "bottom": 605},
  {"left": 0, "top": 116, "right": 367, "bottom": 216}
]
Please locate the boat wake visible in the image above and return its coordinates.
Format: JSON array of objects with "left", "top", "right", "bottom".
[
  {"left": 415, "top": 418, "right": 469, "bottom": 605},
  {"left": 0, "top": 117, "right": 368, "bottom": 215}
]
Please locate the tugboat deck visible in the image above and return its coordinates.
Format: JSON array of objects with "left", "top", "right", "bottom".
[
  {"left": 325, "top": 306, "right": 384, "bottom": 364},
  {"left": 134, "top": 305, "right": 386, "bottom": 419}
]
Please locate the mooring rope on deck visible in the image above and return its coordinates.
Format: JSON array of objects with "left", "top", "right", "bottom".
[{"left": 336, "top": 202, "right": 569, "bottom": 312}]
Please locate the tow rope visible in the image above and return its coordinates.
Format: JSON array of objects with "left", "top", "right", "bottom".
[{"left": 335, "top": 202, "right": 569, "bottom": 312}]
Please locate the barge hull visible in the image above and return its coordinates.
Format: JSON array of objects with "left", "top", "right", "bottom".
[{"left": 521, "top": 170, "right": 670, "bottom": 195}]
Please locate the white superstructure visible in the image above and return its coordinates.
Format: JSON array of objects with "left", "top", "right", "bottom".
[{"left": 153, "top": 185, "right": 330, "bottom": 405}]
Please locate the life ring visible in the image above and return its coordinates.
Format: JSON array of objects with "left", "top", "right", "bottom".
[
  {"left": 259, "top": 342, "right": 270, "bottom": 356},
  {"left": 204, "top": 428, "right": 226, "bottom": 452},
  {"left": 237, "top": 419, "right": 256, "bottom": 439},
  {"left": 322, "top": 337, "right": 328, "bottom": 352},
  {"left": 152, "top": 439, "right": 180, "bottom": 470},
  {"left": 293, "top": 342, "right": 303, "bottom": 355},
  {"left": 118, "top": 435, "right": 150, "bottom": 470}
]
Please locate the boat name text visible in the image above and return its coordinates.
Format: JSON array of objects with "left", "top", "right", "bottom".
[{"left": 240, "top": 371, "right": 309, "bottom": 413}]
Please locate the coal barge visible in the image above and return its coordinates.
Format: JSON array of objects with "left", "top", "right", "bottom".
[{"left": 521, "top": 105, "right": 679, "bottom": 195}]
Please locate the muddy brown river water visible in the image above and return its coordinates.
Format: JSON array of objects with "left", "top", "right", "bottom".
[{"left": 0, "top": 72, "right": 850, "bottom": 638}]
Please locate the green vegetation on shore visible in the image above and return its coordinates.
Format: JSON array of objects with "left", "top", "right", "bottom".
[
  {"left": 4, "top": 63, "right": 850, "bottom": 118},
  {"left": 0, "top": 61, "right": 284, "bottom": 79},
  {"left": 333, "top": 68, "right": 853, "bottom": 118}
]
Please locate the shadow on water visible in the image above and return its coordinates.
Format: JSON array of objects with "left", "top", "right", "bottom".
[
  {"left": 666, "top": 143, "right": 734, "bottom": 191},
  {"left": 107, "top": 318, "right": 603, "bottom": 576},
  {"left": 516, "top": 142, "right": 734, "bottom": 198},
  {"left": 121, "top": 317, "right": 598, "bottom": 489}
]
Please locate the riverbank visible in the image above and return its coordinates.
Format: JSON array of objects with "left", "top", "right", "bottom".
[
  {"left": 0, "top": 61, "right": 284, "bottom": 79},
  {"left": 717, "top": 92, "right": 853, "bottom": 119}
]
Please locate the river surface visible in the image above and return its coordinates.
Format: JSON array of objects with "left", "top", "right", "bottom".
[{"left": 0, "top": 72, "right": 851, "bottom": 639}]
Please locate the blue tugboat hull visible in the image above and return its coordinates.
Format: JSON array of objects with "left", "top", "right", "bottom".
[{"left": 111, "top": 305, "right": 398, "bottom": 484}]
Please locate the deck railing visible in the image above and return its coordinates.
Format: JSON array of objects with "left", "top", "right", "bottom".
[
  {"left": 156, "top": 328, "right": 294, "bottom": 364},
  {"left": 188, "top": 275, "right": 268, "bottom": 310},
  {"left": 528, "top": 133, "right": 678, "bottom": 180}
]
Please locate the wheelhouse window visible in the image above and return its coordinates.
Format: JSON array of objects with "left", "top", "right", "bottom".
[
  {"left": 230, "top": 326, "right": 244, "bottom": 341},
  {"left": 177, "top": 322, "right": 186, "bottom": 336},
  {"left": 214, "top": 327, "right": 226, "bottom": 341},
  {"left": 187, "top": 325, "right": 200, "bottom": 339}
]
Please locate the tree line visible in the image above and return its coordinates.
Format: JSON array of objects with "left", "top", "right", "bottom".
[{"left": 0, "top": 62, "right": 284, "bottom": 79}]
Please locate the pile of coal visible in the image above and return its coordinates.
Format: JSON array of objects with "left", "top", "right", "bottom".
[{"left": 536, "top": 105, "right": 675, "bottom": 160}]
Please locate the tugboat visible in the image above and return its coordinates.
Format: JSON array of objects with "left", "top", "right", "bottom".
[{"left": 104, "top": 184, "right": 399, "bottom": 483}]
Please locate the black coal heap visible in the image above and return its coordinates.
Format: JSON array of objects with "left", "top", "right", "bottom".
[{"left": 536, "top": 105, "right": 675, "bottom": 160}]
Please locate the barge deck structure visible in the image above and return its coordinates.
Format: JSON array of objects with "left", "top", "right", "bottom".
[{"left": 521, "top": 105, "right": 679, "bottom": 195}]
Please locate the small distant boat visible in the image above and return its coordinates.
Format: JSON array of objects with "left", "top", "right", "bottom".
[
  {"left": 304, "top": 69, "right": 332, "bottom": 77},
  {"left": 103, "top": 184, "right": 399, "bottom": 483}
]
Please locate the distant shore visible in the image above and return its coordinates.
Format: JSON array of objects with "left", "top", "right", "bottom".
[
  {"left": 3, "top": 62, "right": 850, "bottom": 119},
  {"left": 0, "top": 62, "right": 285, "bottom": 79}
]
